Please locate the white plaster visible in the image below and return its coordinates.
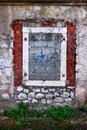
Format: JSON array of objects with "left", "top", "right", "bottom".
[
  {"left": 1, "top": 93, "right": 10, "bottom": 100},
  {"left": 0, "top": 70, "right": 2, "bottom": 76},
  {"left": 0, "top": 85, "right": 8, "bottom": 91},
  {"left": 5, "top": 68, "right": 12, "bottom": 76}
]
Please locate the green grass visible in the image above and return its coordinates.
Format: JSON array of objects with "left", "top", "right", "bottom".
[
  {"left": 79, "top": 105, "right": 87, "bottom": 113},
  {"left": 44, "top": 105, "right": 79, "bottom": 121},
  {"left": 2, "top": 103, "right": 79, "bottom": 130}
]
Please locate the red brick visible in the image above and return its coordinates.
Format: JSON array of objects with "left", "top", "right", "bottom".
[
  {"left": 12, "top": 21, "right": 23, "bottom": 86},
  {"left": 66, "top": 21, "right": 76, "bottom": 86}
]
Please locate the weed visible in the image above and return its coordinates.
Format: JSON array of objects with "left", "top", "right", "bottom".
[
  {"left": 0, "top": 126, "right": 10, "bottom": 130},
  {"left": 44, "top": 105, "right": 79, "bottom": 121},
  {"left": 4, "top": 102, "right": 30, "bottom": 129},
  {"left": 79, "top": 105, "right": 87, "bottom": 113},
  {"left": 29, "top": 109, "right": 44, "bottom": 118},
  {"left": 64, "top": 124, "right": 76, "bottom": 130},
  {"left": 4, "top": 102, "right": 29, "bottom": 119},
  {"left": 44, "top": 119, "right": 57, "bottom": 125}
]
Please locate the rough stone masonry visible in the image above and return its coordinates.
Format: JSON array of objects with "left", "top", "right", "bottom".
[{"left": 0, "top": 5, "right": 87, "bottom": 109}]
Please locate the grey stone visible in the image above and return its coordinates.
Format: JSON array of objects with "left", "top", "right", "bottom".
[
  {"left": 28, "top": 97, "right": 32, "bottom": 101},
  {"left": 53, "top": 92, "right": 59, "bottom": 97},
  {"left": 41, "top": 99, "right": 46, "bottom": 104},
  {"left": 60, "top": 92, "right": 70, "bottom": 98},
  {"left": 28, "top": 92, "right": 35, "bottom": 98},
  {"left": 36, "top": 93, "right": 44, "bottom": 99},
  {"left": 41, "top": 88, "right": 48, "bottom": 93},
  {"left": 45, "top": 94, "right": 53, "bottom": 99},
  {"left": 70, "top": 92, "right": 75, "bottom": 99},
  {"left": 17, "top": 86, "right": 23, "bottom": 92},
  {"left": 62, "top": 103, "right": 69, "bottom": 106},
  {"left": 65, "top": 98, "right": 72, "bottom": 103},
  {"left": 54, "top": 103, "right": 63, "bottom": 106},
  {"left": 23, "top": 89, "right": 29, "bottom": 94},
  {"left": 23, "top": 100, "right": 30, "bottom": 103},
  {"left": 54, "top": 97, "right": 63, "bottom": 103},
  {"left": 57, "top": 88, "right": 63, "bottom": 93},
  {"left": 16, "top": 101, "right": 21, "bottom": 104},
  {"left": 47, "top": 99, "right": 52, "bottom": 104},
  {"left": 67, "top": 87, "right": 75, "bottom": 90},
  {"left": 33, "top": 88, "right": 40, "bottom": 93},
  {"left": 32, "top": 98, "right": 38, "bottom": 103},
  {"left": 18, "top": 93, "right": 27, "bottom": 100},
  {"left": 1, "top": 93, "right": 10, "bottom": 100},
  {"left": 49, "top": 88, "right": 55, "bottom": 92}
]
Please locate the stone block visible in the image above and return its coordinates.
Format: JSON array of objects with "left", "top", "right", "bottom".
[
  {"left": 28, "top": 92, "right": 35, "bottom": 98},
  {"left": 47, "top": 99, "right": 52, "bottom": 104},
  {"left": 32, "top": 98, "right": 38, "bottom": 103},
  {"left": 23, "top": 89, "right": 29, "bottom": 94},
  {"left": 45, "top": 93, "right": 53, "bottom": 99},
  {"left": 54, "top": 97, "right": 63, "bottom": 103},
  {"left": 28, "top": 97, "right": 32, "bottom": 101},
  {"left": 41, "top": 99, "right": 46, "bottom": 104},
  {"left": 17, "top": 86, "right": 23, "bottom": 92},
  {"left": 53, "top": 92, "right": 60, "bottom": 97},
  {"left": 65, "top": 98, "right": 72, "bottom": 103},
  {"left": 49, "top": 88, "right": 55, "bottom": 92},
  {"left": 41, "top": 88, "right": 48, "bottom": 93},
  {"left": 60, "top": 92, "right": 70, "bottom": 98},
  {"left": 70, "top": 92, "right": 75, "bottom": 99},
  {"left": 36, "top": 93, "right": 44, "bottom": 99},
  {"left": 18, "top": 93, "right": 27, "bottom": 100},
  {"left": 54, "top": 103, "right": 63, "bottom": 106},
  {"left": 33, "top": 88, "right": 40, "bottom": 93},
  {"left": 23, "top": 100, "right": 30, "bottom": 103}
]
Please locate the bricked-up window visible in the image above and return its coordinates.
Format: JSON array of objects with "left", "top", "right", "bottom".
[{"left": 23, "top": 27, "right": 67, "bottom": 86}]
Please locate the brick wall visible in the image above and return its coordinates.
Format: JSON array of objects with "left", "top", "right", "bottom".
[{"left": 12, "top": 21, "right": 23, "bottom": 86}]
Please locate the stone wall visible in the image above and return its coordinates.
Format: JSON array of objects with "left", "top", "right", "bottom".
[
  {"left": 0, "top": 5, "right": 87, "bottom": 109},
  {"left": 14, "top": 86, "right": 75, "bottom": 110},
  {"left": 0, "top": 33, "right": 13, "bottom": 110}
]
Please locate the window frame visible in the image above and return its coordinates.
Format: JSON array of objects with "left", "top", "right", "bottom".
[{"left": 22, "top": 27, "right": 67, "bottom": 86}]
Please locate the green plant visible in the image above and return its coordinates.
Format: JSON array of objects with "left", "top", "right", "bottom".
[
  {"left": 79, "top": 105, "right": 87, "bottom": 113},
  {"left": 44, "top": 119, "right": 57, "bottom": 125},
  {"left": 64, "top": 124, "right": 76, "bottom": 130},
  {"left": 4, "top": 102, "right": 30, "bottom": 129},
  {"left": 44, "top": 105, "right": 79, "bottom": 121},
  {"left": 4, "top": 102, "right": 29, "bottom": 119},
  {"left": 3, "top": 102, "right": 44, "bottom": 129},
  {"left": 29, "top": 109, "right": 44, "bottom": 118},
  {"left": 0, "top": 126, "right": 10, "bottom": 130}
]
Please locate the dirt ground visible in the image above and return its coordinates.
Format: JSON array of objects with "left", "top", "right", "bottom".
[{"left": 0, "top": 110, "right": 87, "bottom": 130}]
